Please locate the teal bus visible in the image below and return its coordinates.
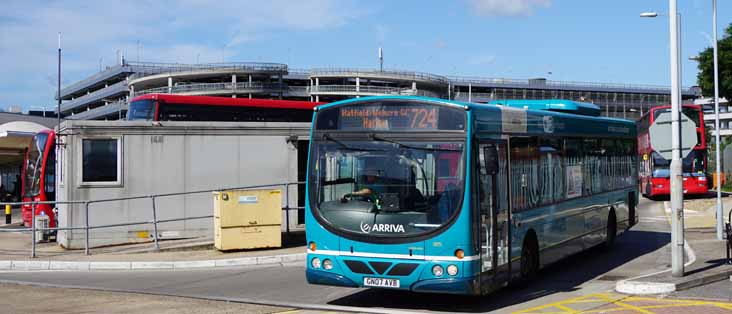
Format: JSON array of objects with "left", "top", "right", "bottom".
[{"left": 305, "top": 96, "right": 637, "bottom": 295}]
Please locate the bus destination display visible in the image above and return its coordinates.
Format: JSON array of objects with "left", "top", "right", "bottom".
[{"left": 339, "top": 106, "right": 439, "bottom": 130}]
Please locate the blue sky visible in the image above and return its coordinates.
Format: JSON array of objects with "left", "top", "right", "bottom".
[{"left": 0, "top": 0, "right": 730, "bottom": 110}]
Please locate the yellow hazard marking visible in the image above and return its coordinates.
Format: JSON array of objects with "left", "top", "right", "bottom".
[
  {"left": 593, "top": 294, "right": 653, "bottom": 314},
  {"left": 136, "top": 231, "right": 150, "bottom": 238},
  {"left": 272, "top": 310, "right": 300, "bottom": 314},
  {"left": 513, "top": 292, "right": 732, "bottom": 314}
]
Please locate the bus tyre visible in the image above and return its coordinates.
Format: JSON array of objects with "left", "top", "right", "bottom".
[
  {"left": 519, "top": 233, "right": 539, "bottom": 284},
  {"left": 604, "top": 210, "right": 617, "bottom": 249}
]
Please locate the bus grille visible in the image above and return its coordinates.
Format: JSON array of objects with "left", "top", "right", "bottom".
[
  {"left": 368, "top": 261, "right": 391, "bottom": 274},
  {"left": 387, "top": 263, "right": 419, "bottom": 276},
  {"left": 344, "top": 260, "right": 373, "bottom": 274}
]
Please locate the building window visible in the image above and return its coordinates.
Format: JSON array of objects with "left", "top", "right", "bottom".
[{"left": 81, "top": 138, "right": 122, "bottom": 185}]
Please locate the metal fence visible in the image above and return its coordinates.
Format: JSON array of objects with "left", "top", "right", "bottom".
[
  {"left": 0, "top": 182, "right": 304, "bottom": 258},
  {"left": 127, "top": 62, "right": 289, "bottom": 81},
  {"left": 310, "top": 68, "right": 450, "bottom": 84}
]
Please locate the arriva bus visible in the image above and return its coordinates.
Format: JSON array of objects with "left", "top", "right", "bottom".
[
  {"left": 305, "top": 96, "right": 638, "bottom": 295},
  {"left": 637, "top": 104, "right": 708, "bottom": 198}
]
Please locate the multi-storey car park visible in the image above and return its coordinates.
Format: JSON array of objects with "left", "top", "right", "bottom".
[{"left": 57, "top": 60, "right": 701, "bottom": 121}]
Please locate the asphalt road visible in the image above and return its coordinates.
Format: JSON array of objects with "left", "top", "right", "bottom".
[{"left": 0, "top": 198, "right": 673, "bottom": 314}]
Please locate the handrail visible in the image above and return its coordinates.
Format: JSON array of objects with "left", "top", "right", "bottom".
[
  {"left": 0, "top": 182, "right": 305, "bottom": 257},
  {"left": 132, "top": 82, "right": 291, "bottom": 97},
  {"left": 447, "top": 75, "right": 698, "bottom": 94},
  {"left": 127, "top": 62, "right": 288, "bottom": 81},
  {"left": 310, "top": 68, "right": 449, "bottom": 84},
  {"left": 310, "top": 85, "right": 442, "bottom": 98}
]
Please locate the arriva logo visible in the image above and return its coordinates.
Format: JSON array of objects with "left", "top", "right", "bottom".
[{"left": 360, "top": 221, "right": 405, "bottom": 233}]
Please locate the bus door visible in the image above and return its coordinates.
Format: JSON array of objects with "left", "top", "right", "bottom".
[{"left": 478, "top": 140, "right": 511, "bottom": 288}]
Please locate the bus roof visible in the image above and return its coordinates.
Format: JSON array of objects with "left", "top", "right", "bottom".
[
  {"left": 314, "top": 96, "right": 635, "bottom": 137},
  {"left": 130, "top": 93, "right": 324, "bottom": 110},
  {"left": 638, "top": 103, "right": 701, "bottom": 120},
  {"left": 488, "top": 99, "right": 601, "bottom": 116}
]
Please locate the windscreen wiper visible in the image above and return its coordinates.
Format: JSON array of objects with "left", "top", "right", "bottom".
[
  {"left": 369, "top": 134, "right": 462, "bottom": 152},
  {"left": 322, "top": 134, "right": 383, "bottom": 152}
]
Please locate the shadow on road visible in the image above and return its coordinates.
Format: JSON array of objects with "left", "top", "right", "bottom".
[{"left": 327, "top": 229, "right": 670, "bottom": 313}]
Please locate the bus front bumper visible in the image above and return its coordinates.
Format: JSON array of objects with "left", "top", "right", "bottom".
[{"left": 306, "top": 268, "right": 479, "bottom": 295}]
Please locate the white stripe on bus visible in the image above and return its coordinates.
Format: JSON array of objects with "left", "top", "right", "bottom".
[{"left": 307, "top": 249, "right": 480, "bottom": 262}]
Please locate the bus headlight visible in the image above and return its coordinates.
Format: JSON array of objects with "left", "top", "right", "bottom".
[
  {"left": 447, "top": 264, "right": 458, "bottom": 276},
  {"left": 323, "top": 259, "right": 333, "bottom": 270},
  {"left": 311, "top": 257, "right": 321, "bottom": 269},
  {"left": 432, "top": 265, "right": 444, "bottom": 277}
]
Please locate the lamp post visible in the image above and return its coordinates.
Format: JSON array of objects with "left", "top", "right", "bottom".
[
  {"left": 712, "top": 0, "right": 723, "bottom": 241},
  {"left": 641, "top": 0, "right": 684, "bottom": 277}
]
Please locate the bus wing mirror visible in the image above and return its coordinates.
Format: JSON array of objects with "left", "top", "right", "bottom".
[{"left": 483, "top": 146, "right": 499, "bottom": 175}]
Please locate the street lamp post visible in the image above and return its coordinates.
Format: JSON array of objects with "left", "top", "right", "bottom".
[
  {"left": 640, "top": 1, "right": 685, "bottom": 277},
  {"left": 712, "top": 0, "right": 723, "bottom": 241},
  {"left": 667, "top": 0, "right": 685, "bottom": 278}
]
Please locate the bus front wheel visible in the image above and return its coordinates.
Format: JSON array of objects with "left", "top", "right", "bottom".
[{"left": 519, "top": 232, "right": 539, "bottom": 284}]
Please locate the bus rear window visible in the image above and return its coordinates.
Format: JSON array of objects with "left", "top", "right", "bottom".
[
  {"left": 653, "top": 107, "right": 700, "bottom": 127},
  {"left": 127, "top": 100, "right": 155, "bottom": 121}
]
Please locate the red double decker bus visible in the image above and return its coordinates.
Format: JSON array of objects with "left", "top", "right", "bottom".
[
  {"left": 21, "top": 129, "right": 56, "bottom": 228},
  {"left": 637, "top": 104, "right": 708, "bottom": 198},
  {"left": 127, "top": 94, "right": 322, "bottom": 122}
]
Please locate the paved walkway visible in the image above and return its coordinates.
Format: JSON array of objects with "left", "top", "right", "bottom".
[
  {"left": 513, "top": 292, "right": 732, "bottom": 314},
  {"left": 0, "top": 216, "right": 307, "bottom": 270},
  {"left": 617, "top": 195, "right": 732, "bottom": 295}
]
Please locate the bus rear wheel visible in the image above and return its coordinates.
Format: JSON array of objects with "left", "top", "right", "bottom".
[{"left": 519, "top": 233, "right": 539, "bottom": 283}]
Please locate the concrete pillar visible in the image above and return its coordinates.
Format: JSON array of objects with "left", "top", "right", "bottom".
[
  {"left": 129, "top": 85, "right": 135, "bottom": 97},
  {"left": 356, "top": 77, "right": 360, "bottom": 98},
  {"left": 248, "top": 93, "right": 252, "bottom": 99},
  {"left": 411, "top": 81, "right": 416, "bottom": 90},
  {"left": 278, "top": 74, "right": 283, "bottom": 100},
  {"left": 468, "top": 84, "right": 472, "bottom": 102},
  {"left": 167, "top": 76, "right": 173, "bottom": 94},
  {"left": 316, "top": 95, "right": 320, "bottom": 102},
  {"left": 232, "top": 74, "right": 237, "bottom": 98}
]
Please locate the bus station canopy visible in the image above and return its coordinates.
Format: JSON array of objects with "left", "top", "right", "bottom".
[{"left": 0, "top": 113, "right": 58, "bottom": 165}]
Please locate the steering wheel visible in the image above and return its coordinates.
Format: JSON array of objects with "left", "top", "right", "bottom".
[{"left": 341, "top": 193, "right": 375, "bottom": 203}]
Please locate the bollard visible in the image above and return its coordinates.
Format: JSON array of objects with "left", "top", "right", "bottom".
[
  {"left": 5, "top": 204, "right": 10, "bottom": 224},
  {"left": 285, "top": 184, "right": 290, "bottom": 235}
]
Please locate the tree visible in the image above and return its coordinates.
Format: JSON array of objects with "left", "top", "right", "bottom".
[{"left": 696, "top": 23, "right": 732, "bottom": 101}]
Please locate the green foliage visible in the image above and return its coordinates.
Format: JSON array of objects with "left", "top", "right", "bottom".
[{"left": 696, "top": 24, "right": 732, "bottom": 101}]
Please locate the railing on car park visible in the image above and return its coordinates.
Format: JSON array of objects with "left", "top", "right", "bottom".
[
  {"left": 0, "top": 182, "right": 305, "bottom": 258},
  {"left": 127, "top": 62, "right": 289, "bottom": 81}
]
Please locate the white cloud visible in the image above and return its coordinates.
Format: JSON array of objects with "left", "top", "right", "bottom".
[
  {"left": 0, "top": 0, "right": 364, "bottom": 108},
  {"left": 469, "top": 0, "right": 551, "bottom": 17}
]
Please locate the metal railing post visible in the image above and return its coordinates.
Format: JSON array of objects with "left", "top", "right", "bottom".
[
  {"left": 31, "top": 201, "right": 36, "bottom": 258},
  {"left": 285, "top": 184, "right": 290, "bottom": 235},
  {"left": 85, "top": 202, "right": 90, "bottom": 255},
  {"left": 151, "top": 196, "right": 160, "bottom": 251}
]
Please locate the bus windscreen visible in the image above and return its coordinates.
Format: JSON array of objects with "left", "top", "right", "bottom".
[{"left": 127, "top": 100, "right": 155, "bottom": 121}]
